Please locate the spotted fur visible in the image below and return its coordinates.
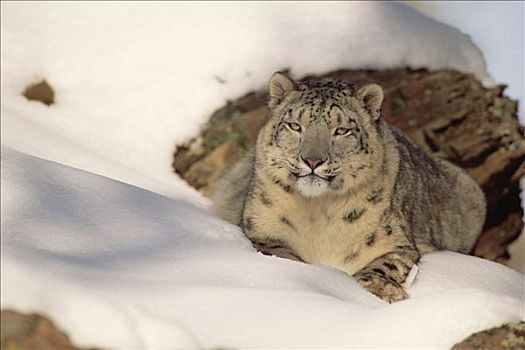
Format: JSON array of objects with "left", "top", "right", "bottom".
[{"left": 212, "top": 72, "right": 486, "bottom": 303}]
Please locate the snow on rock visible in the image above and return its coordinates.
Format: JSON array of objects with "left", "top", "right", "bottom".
[
  {"left": 2, "top": 148, "right": 524, "bottom": 349},
  {"left": 1, "top": 2, "right": 492, "bottom": 198}
]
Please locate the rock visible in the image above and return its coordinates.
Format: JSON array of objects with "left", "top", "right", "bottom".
[
  {"left": 1, "top": 309, "right": 86, "bottom": 350},
  {"left": 238, "top": 107, "right": 269, "bottom": 141},
  {"left": 23, "top": 80, "right": 55, "bottom": 106},
  {"left": 451, "top": 322, "right": 525, "bottom": 350},
  {"left": 475, "top": 207, "right": 524, "bottom": 263},
  {"left": 172, "top": 138, "right": 207, "bottom": 175},
  {"left": 172, "top": 68, "right": 525, "bottom": 265},
  {"left": 184, "top": 141, "right": 245, "bottom": 196}
]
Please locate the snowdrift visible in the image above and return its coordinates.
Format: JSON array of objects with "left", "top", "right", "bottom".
[{"left": 2, "top": 148, "right": 524, "bottom": 349}]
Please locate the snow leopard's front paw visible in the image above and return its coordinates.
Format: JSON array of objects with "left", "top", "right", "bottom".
[{"left": 355, "top": 272, "right": 408, "bottom": 303}]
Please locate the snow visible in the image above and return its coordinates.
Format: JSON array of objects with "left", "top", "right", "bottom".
[
  {"left": 2, "top": 148, "right": 524, "bottom": 349},
  {"left": 1, "top": 1, "right": 524, "bottom": 349}
]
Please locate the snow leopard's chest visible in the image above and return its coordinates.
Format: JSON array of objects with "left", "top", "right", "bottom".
[{"left": 244, "top": 183, "right": 402, "bottom": 275}]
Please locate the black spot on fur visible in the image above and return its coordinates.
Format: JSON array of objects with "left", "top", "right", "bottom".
[
  {"left": 252, "top": 238, "right": 302, "bottom": 261},
  {"left": 383, "top": 262, "right": 398, "bottom": 271},
  {"left": 384, "top": 225, "right": 393, "bottom": 236},
  {"left": 273, "top": 178, "right": 293, "bottom": 193},
  {"left": 260, "top": 192, "right": 272, "bottom": 207},
  {"left": 367, "top": 187, "right": 384, "bottom": 204},
  {"left": 365, "top": 232, "right": 376, "bottom": 246},
  {"left": 252, "top": 237, "right": 289, "bottom": 249},
  {"left": 344, "top": 208, "right": 366, "bottom": 223},
  {"left": 372, "top": 268, "right": 386, "bottom": 276},
  {"left": 298, "top": 109, "right": 304, "bottom": 122},
  {"left": 243, "top": 217, "right": 254, "bottom": 232},
  {"left": 280, "top": 216, "right": 296, "bottom": 231},
  {"left": 254, "top": 238, "right": 285, "bottom": 251}
]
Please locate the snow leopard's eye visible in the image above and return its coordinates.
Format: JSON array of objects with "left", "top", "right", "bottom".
[
  {"left": 334, "top": 127, "right": 353, "bottom": 136},
  {"left": 286, "top": 122, "right": 302, "bottom": 132}
]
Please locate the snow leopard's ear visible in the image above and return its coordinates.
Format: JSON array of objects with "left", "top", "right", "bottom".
[
  {"left": 268, "top": 72, "right": 295, "bottom": 108},
  {"left": 356, "top": 84, "right": 384, "bottom": 121}
]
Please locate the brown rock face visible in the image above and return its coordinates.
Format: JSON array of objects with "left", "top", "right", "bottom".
[
  {"left": 172, "top": 68, "right": 524, "bottom": 265},
  {"left": 1, "top": 310, "right": 83, "bottom": 350}
]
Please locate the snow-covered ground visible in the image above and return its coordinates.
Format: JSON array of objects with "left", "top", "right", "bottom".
[{"left": 1, "top": 2, "right": 524, "bottom": 349}]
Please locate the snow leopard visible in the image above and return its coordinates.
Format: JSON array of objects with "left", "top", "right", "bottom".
[{"left": 211, "top": 72, "right": 486, "bottom": 303}]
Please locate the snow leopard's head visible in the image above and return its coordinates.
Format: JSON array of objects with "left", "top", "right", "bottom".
[{"left": 257, "top": 72, "right": 385, "bottom": 197}]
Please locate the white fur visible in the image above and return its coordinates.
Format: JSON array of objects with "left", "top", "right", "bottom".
[{"left": 296, "top": 176, "right": 329, "bottom": 197}]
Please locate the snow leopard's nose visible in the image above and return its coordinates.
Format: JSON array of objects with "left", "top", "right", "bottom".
[{"left": 301, "top": 157, "right": 326, "bottom": 170}]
